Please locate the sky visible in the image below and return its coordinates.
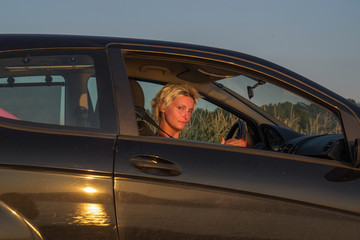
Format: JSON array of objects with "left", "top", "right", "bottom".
[{"left": 1, "top": 0, "right": 359, "bottom": 101}]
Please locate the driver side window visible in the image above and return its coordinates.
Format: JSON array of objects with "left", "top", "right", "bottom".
[
  {"left": 137, "top": 80, "right": 239, "bottom": 144},
  {"left": 180, "top": 98, "right": 238, "bottom": 143}
]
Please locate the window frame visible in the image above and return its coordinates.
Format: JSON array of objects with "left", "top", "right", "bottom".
[
  {"left": 0, "top": 48, "right": 117, "bottom": 135},
  {"left": 133, "top": 78, "right": 261, "bottom": 144}
]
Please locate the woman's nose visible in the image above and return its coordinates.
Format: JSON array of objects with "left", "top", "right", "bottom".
[{"left": 184, "top": 111, "right": 191, "bottom": 120}]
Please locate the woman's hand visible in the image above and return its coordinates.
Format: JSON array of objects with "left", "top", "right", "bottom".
[{"left": 221, "top": 137, "right": 247, "bottom": 147}]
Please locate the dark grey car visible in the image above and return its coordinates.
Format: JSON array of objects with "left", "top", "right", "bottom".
[{"left": 0, "top": 34, "right": 359, "bottom": 240}]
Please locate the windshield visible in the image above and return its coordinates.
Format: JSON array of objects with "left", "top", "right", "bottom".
[{"left": 217, "top": 75, "right": 342, "bottom": 136}]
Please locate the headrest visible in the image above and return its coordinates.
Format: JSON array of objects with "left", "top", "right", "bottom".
[{"left": 129, "top": 80, "right": 145, "bottom": 107}]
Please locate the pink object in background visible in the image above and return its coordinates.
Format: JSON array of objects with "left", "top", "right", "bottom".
[{"left": 0, "top": 108, "right": 20, "bottom": 120}]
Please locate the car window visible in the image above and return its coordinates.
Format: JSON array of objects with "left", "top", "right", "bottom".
[
  {"left": 0, "top": 54, "right": 108, "bottom": 130},
  {"left": 0, "top": 75, "right": 65, "bottom": 124},
  {"left": 217, "top": 75, "right": 342, "bottom": 136},
  {"left": 180, "top": 98, "right": 238, "bottom": 143},
  {"left": 138, "top": 80, "right": 238, "bottom": 143},
  {"left": 124, "top": 50, "right": 350, "bottom": 162}
]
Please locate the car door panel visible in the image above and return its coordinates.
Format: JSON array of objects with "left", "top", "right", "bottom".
[
  {"left": 109, "top": 43, "right": 360, "bottom": 239},
  {"left": 114, "top": 136, "right": 360, "bottom": 239},
  {"left": 0, "top": 48, "right": 121, "bottom": 239},
  {"left": 0, "top": 126, "right": 116, "bottom": 171},
  {"left": 0, "top": 127, "right": 118, "bottom": 240}
]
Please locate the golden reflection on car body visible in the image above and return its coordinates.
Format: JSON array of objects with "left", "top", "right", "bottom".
[
  {"left": 72, "top": 203, "right": 110, "bottom": 226},
  {"left": 83, "top": 187, "right": 98, "bottom": 193}
]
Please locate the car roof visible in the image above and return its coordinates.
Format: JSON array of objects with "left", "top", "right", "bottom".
[
  {"left": 0, "top": 34, "right": 234, "bottom": 53},
  {"left": 0, "top": 34, "right": 312, "bottom": 83},
  {"left": 0, "top": 34, "right": 284, "bottom": 71}
]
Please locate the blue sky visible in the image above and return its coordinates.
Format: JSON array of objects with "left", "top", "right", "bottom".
[{"left": 1, "top": 0, "right": 359, "bottom": 101}]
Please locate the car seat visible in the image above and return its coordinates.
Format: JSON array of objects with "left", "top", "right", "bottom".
[{"left": 129, "top": 80, "right": 155, "bottom": 136}]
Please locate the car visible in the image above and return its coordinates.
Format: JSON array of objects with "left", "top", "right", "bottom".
[{"left": 0, "top": 34, "right": 360, "bottom": 240}]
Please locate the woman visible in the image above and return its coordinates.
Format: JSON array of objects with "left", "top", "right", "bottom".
[{"left": 152, "top": 83, "right": 247, "bottom": 147}]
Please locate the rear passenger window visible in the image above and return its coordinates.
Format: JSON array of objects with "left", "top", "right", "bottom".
[
  {"left": 0, "top": 54, "right": 114, "bottom": 131},
  {"left": 0, "top": 75, "right": 65, "bottom": 125}
]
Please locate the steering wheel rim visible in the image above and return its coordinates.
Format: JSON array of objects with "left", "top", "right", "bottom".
[{"left": 226, "top": 119, "right": 247, "bottom": 140}]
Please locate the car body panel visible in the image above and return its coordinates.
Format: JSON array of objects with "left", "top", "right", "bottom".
[
  {"left": 0, "top": 127, "right": 118, "bottom": 240},
  {"left": 114, "top": 136, "right": 360, "bottom": 239}
]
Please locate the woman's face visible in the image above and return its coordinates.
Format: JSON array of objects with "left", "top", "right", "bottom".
[{"left": 161, "top": 95, "right": 195, "bottom": 132}]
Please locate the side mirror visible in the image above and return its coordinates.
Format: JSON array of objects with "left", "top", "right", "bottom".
[
  {"left": 247, "top": 86, "right": 254, "bottom": 99},
  {"left": 247, "top": 80, "right": 265, "bottom": 99}
]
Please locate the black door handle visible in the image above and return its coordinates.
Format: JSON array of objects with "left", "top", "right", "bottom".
[{"left": 130, "top": 155, "right": 182, "bottom": 176}]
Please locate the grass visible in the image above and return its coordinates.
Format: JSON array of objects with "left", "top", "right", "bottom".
[
  {"left": 180, "top": 108, "right": 238, "bottom": 143},
  {"left": 264, "top": 103, "right": 342, "bottom": 135}
]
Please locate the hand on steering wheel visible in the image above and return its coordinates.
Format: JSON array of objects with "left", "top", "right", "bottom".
[{"left": 223, "top": 119, "right": 248, "bottom": 147}]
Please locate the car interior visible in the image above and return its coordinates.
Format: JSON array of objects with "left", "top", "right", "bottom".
[{"left": 123, "top": 50, "right": 350, "bottom": 163}]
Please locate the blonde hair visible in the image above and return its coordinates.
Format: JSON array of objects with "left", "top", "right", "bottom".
[{"left": 152, "top": 83, "right": 200, "bottom": 120}]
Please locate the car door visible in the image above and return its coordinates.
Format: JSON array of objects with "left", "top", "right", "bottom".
[
  {"left": 0, "top": 49, "right": 119, "bottom": 240},
  {"left": 110, "top": 45, "right": 360, "bottom": 240}
]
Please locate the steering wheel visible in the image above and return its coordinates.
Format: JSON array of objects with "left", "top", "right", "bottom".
[{"left": 226, "top": 119, "right": 247, "bottom": 140}]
